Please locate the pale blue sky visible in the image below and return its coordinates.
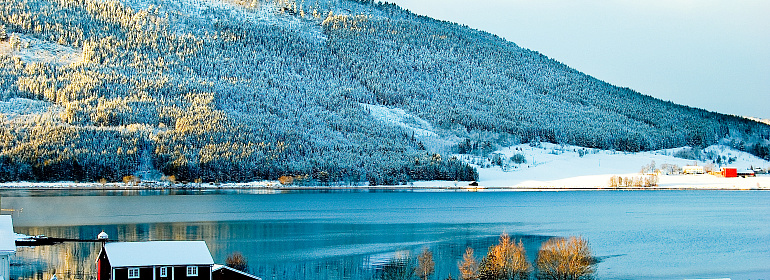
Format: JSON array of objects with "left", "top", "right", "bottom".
[{"left": 388, "top": 0, "right": 770, "bottom": 119}]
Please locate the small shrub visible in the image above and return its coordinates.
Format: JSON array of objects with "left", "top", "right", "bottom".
[
  {"left": 608, "top": 174, "right": 658, "bottom": 188},
  {"left": 278, "top": 175, "right": 294, "bottom": 185},
  {"left": 639, "top": 160, "right": 656, "bottom": 173},
  {"left": 225, "top": 252, "right": 249, "bottom": 272},
  {"left": 536, "top": 237, "right": 595, "bottom": 280},
  {"left": 122, "top": 175, "right": 139, "bottom": 185},
  {"left": 161, "top": 175, "right": 177, "bottom": 184},
  {"left": 510, "top": 153, "right": 527, "bottom": 164},
  {"left": 644, "top": 174, "right": 659, "bottom": 187},
  {"left": 659, "top": 163, "right": 681, "bottom": 175},
  {"left": 478, "top": 233, "right": 530, "bottom": 280},
  {"left": 491, "top": 153, "right": 504, "bottom": 166}
]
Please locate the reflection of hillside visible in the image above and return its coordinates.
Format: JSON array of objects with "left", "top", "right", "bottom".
[
  {"left": 13, "top": 227, "right": 102, "bottom": 280},
  {"left": 11, "top": 221, "right": 544, "bottom": 280},
  {"left": 12, "top": 223, "right": 233, "bottom": 280}
]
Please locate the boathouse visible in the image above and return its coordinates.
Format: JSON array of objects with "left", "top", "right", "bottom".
[
  {"left": 1, "top": 215, "right": 16, "bottom": 280},
  {"left": 97, "top": 241, "right": 214, "bottom": 280}
]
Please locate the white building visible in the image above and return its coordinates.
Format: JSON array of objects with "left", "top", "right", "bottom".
[
  {"left": 0, "top": 215, "right": 16, "bottom": 280},
  {"left": 682, "top": 165, "right": 705, "bottom": 175}
]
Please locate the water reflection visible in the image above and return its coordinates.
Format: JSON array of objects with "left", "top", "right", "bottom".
[
  {"left": 11, "top": 222, "right": 550, "bottom": 280},
  {"left": 5, "top": 190, "right": 770, "bottom": 279}
]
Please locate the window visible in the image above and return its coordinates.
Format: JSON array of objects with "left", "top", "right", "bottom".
[
  {"left": 128, "top": 268, "right": 140, "bottom": 279},
  {"left": 186, "top": 266, "right": 198, "bottom": 277},
  {"left": 160, "top": 267, "right": 167, "bottom": 277}
]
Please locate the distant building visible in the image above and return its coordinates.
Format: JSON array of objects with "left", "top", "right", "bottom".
[
  {"left": 682, "top": 166, "right": 704, "bottom": 175},
  {"left": 721, "top": 167, "right": 737, "bottom": 178},
  {"left": 97, "top": 241, "right": 214, "bottom": 280},
  {"left": 212, "top": 265, "right": 261, "bottom": 280},
  {"left": 1, "top": 215, "right": 16, "bottom": 280},
  {"left": 737, "top": 169, "right": 756, "bottom": 177}
]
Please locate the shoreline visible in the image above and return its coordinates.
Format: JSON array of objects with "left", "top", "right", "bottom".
[
  {"left": 1, "top": 181, "right": 768, "bottom": 191},
  {"left": 2, "top": 173, "right": 769, "bottom": 192}
]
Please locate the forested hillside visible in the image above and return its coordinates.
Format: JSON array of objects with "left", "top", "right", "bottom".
[{"left": 0, "top": 0, "right": 767, "bottom": 184}]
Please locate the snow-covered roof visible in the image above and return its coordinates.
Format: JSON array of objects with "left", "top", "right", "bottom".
[
  {"left": 104, "top": 241, "right": 213, "bottom": 267},
  {"left": 0, "top": 215, "right": 16, "bottom": 254},
  {"left": 212, "top": 264, "right": 262, "bottom": 280}
]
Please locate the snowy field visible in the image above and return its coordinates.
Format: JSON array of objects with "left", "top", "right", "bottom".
[
  {"left": 452, "top": 143, "right": 770, "bottom": 189},
  {"left": 360, "top": 104, "right": 770, "bottom": 190}
]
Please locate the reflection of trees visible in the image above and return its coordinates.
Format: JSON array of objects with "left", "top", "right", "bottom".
[
  {"left": 11, "top": 223, "right": 594, "bottom": 280},
  {"left": 13, "top": 227, "right": 102, "bottom": 280},
  {"left": 12, "top": 224, "right": 215, "bottom": 280},
  {"left": 12, "top": 222, "right": 381, "bottom": 280},
  {"left": 376, "top": 253, "right": 415, "bottom": 280}
]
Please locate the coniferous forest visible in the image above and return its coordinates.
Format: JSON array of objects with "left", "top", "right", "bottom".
[{"left": 0, "top": 0, "right": 767, "bottom": 184}]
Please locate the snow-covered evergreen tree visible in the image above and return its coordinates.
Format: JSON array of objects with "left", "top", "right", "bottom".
[{"left": 0, "top": 25, "right": 7, "bottom": 41}]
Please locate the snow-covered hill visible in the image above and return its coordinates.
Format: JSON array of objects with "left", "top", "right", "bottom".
[{"left": 0, "top": 0, "right": 768, "bottom": 184}]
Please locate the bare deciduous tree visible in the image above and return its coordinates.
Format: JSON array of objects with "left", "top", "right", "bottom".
[
  {"left": 536, "top": 237, "right": 595, "bottom": 280},
  {"left": 226, "top": 252, "right": 249, "bottom": 273},
  {"left": 479, "top": 233, "right": 530, "bottom": 280},
  {"left": 459, "top": 247, "right": 479, "bottom": 280},
  {"left": 416, "top": 247, "right": 435, "bottom": 280}
]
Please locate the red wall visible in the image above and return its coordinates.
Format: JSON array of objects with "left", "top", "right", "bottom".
[{"left": 722, "top": 168, "right": 737, "bottom": 178}]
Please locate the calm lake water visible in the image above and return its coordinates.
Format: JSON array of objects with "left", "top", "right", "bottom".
[{"left": 1, "top": 189, "right": 768, "bottom": 280}]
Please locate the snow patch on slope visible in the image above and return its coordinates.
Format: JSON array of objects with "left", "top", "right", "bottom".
[
  {"left": 0, "top": 98, "right": 55, "bottom": 121},
  {"left": 0, "top": 34, "right": 82, "bottom": 66},
  {"left": 362, "top": 103, "right": 438, "bottom": 138}
]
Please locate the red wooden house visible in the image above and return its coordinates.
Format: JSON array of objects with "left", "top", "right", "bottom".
[{"left": 97, "top": 241, "right": 214, "bottom": 280}]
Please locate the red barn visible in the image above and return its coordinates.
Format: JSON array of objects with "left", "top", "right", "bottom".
[{"left": 721, "top": 167, "right": 737, "bottom": 178}]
